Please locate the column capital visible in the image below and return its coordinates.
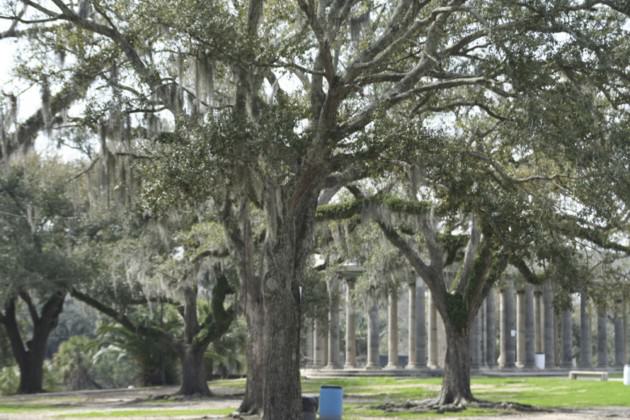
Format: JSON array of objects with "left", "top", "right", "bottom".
[{"left": 498, "top": 277, "right": 515, "bottom": 292}]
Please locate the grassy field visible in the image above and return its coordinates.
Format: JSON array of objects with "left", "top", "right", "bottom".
[
  {"left": 1, "top": 376, "right": 629, "bottom": 418},
  {"left": 212, "top": 375, "right": 630, "bottom": 418}
]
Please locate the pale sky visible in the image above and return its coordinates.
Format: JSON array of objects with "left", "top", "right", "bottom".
[{"left": 1, "top": 32, "right": 86, "bottom": 161}]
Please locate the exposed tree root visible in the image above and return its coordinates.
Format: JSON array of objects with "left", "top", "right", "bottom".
[
  {"left": 126, "top": 392, "right": 215, "bottom": 404},
  {"left": 235, "top": 405, "right": 260, "bottom": 416},
  {"left": 375, "top": 398, "right": 549, "bottom": 414},
  {"left": 229, "top": 412, "right": 260, "bottom": 419}
]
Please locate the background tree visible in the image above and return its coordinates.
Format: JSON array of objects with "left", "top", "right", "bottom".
[
  {"left": 0, "top": 156, "right": 90, "bottom": 393},
  {"left": 70, "top": 212, "right": 237, "bottom": 395}
]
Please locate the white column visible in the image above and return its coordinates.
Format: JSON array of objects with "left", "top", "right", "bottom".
[
  {"left": 485, "top": 290, "right": 497, "bottom": 368},
  {"left": 325, "top": 278, "right": 341, "bottom": 369},
  {"left": 498, "top": 282, "right": 516, "bottom": 368},
  {"left": 596, "top": 303, "right": 608, "bottom": 368},
  {"left": 365, "top": 290, "right": 380, "bottom": 369},
  {"left": 543, "top": 280, "right": 555, "bottom": 368},
  {"left": 579, "top": 291, "right": 592, "bottom": 369},
  {"left": 428, "top": 291, "right": 439, "bottom": 369},
  {"left": 385, "top": 288, "right": 400, "bottom": 369},
  {"left": 615, "top": 299, "right": 625, "bottom": 367},
  {"left": 416, "top": 282, "right": 427, "bottom": 367},
  {"left": 344, "top": 279, "right": 357, "bottom": 369},
  {"left": 407, "top": 281, "right": 417, "bottom": 369},
  {"left": 561, "top": 306, "right": 573, "bottom": 368}
]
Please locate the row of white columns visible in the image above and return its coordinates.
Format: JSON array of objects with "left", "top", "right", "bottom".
[{"left": 305, "top": 277, "right": 628, "bottom": 370}]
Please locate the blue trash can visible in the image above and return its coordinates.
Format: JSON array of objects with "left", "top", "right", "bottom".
[{"left": 319, "top": 385, "right": 343, "bottom": 420}]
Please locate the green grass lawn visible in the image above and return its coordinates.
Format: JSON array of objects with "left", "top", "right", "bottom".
[
  {"left": 58, "top": 407, "right": 236, "bottom": 418},
  {"left": 0, "top": 403, "right": 62, "bottom": 414},
  {"left": 211, "top": 375, "right": 630, "bottom": 407},
  {"left": 209, "top": 375, "right": 630, "bottom": 417},
  {"left": 1, "top": 376, "right": 629, "bottom": 418}
]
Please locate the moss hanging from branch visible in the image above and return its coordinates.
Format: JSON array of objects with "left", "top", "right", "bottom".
[
  {"left": 317, "top": 199, "right": 364, "bottom": 220},
  {"left": 316, "top": 195, "right": 432, "bottom": 221}
]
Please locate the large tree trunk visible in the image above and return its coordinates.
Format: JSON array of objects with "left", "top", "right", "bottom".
[
  {"left": 437, "top": 320, "right": 474, "bottom": 406},
  {"left": 177, "top": 285, "right": 210, "bottom": 396},
  {"left": 223, "top": 199, "right": 265, "bottom": 414},
  {"left": 260, "top": 191, "right": 317, "bottom": 419},
  {"left": 178, "top": 345, "right": 210, "bottom": 396},
  {"left": 239, "top": 288, "right": 264, "bottom": 413},
  {"left": 262, "top": 283, "right": 302, "bottom": 419},
  {"left": 17, "top": 352, "right": 46, "bottom": 394},
  {"left": 1, "top": 292, "right": 65, "bottom": 394}
]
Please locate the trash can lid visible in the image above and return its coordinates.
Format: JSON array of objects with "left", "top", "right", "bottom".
[{"left": 321, "top": 385, "right": 342, "bottom": 389}]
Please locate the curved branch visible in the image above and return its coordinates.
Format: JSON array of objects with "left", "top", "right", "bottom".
[
  {"left": 18, "top": 290, "right": 40, "bottom": 324},
  {"left": 457, "top": 214, "right": 481, "bottom": 289},
  {"left": 2, "top": 49, "right": 112, "bottom": 159},
  {"left": 376, "top": 220, "right": 437, "bottom": 291},
  {"left": 337, "top": 3, "right": 463, "bottom": 137}
]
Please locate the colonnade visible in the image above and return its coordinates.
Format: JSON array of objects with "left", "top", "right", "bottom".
[{"left": 304, "top": 276, "right": 628, "bottom": 370}]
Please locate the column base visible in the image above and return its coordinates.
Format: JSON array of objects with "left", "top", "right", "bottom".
[
  {"left": 364, "top": 364, "right": 381, "bottom": 370},
  {"left": 384, "top": 364, "right": 401, "bottom": 370},
  {"left": 406, "top": 364, "right": 418, "bottom": 370},
  {"left": 344, "top": 364, "right": 357, "bottom": 370},
  {"left": 323, "top": 364, "right": 342, "bottom": 370}
]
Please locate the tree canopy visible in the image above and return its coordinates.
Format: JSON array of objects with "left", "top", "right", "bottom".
[{"left": 1, "top": 0, "right": 629, "bottom": 416}]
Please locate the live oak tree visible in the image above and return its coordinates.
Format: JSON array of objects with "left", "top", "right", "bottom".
[
  {"left": 2, "top": 0, "right": 629, "bottom": 416},
  {"left": 317, "top": 150, "right": 625, "bottom": 408},
  {"left": 70, "top": 215, "right": 237, "bottom": 396},
  {"left": 0, "top": 157, "right": 88, "bottom": 394},
  {"left": 313, "top": 8, "right": 630, "bottom": 400}
]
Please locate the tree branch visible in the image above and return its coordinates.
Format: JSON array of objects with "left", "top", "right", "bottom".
[
  {"left": 39, "top": 291, "right": 66, "bottom": 330},
  {"left": 511, "top": 257, "right": 544, "bottom": 285},
  {"left": 2, "top": 298, "right": 27, "bottom": 366},
  {"left": 70, "top": 288, "right": 139, "bottom": 333},
  {"left": 343, "top": 0, "right": 428, "bottom": 83},
  {"left": 2, "top": 49, "right": 112, "bottom": 159},
  {"left": 457, "top": 213, "right": 481, "bottom": 290},
  {"left": 18, "top": 290, "right": 40, "bottom": 324},
  {"left": 40, "top": 0, "right": 166, "bottom": 110},
  {"left": 337, "top": 3, "right": 464, "bottom": 137},
  {"left": 376, "top": 220, "right": 437, "bottom": 291}
]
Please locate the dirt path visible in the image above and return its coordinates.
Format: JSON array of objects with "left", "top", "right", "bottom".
[{"left": 2, "top": 387, "right": 630, "bottom": 419}]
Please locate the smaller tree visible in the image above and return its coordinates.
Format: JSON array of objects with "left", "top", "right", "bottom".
[
  {"left": 0, "top": 156, "right": 88, "bottom": 394},
  {"left": 71, "top": 214, "right": 237, "bottom": 396}
]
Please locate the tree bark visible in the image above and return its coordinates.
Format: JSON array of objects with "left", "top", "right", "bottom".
[
  {"left": 16, "top": 353, "right": 45, "bottom": 394},
  {"left": 178, "top": 345, "right": 210, "bottom": 396},
  {"left": 177, "top": 271, "right": 235, "bottom": 396},
  {"left": 239, "top": 284, "right": 264, "bottom": 413},
  {"left": 262, "top": 282, "right": 302, "bottom": 419},
  {"left": 252, "top": 160, "right": 321, "bottom": 419},
  {"left": 177, "top": 284, "right": 210, "bottom": 396},
  {"left": 222, "top": 199, "right": 264, "bottom": 414},
  {"left": 437, "top": 320, "right": 474, "bottom": 406}
]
